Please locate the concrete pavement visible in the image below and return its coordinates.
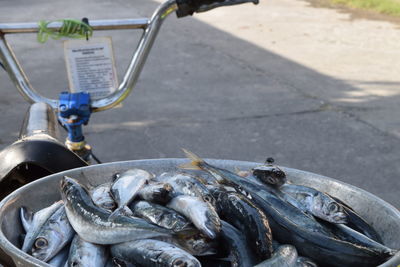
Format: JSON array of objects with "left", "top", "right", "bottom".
[{"left": 0, "top": 0, "right": 400, "bottom": 208}]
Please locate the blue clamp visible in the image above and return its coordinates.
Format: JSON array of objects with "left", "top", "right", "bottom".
[{"left": 58, "top": 92, "right": 91, "bottom": 143}]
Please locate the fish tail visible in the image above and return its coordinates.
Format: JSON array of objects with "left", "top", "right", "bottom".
[
  {"left": 179, "top": 148, "right": 205, "bottom": 170},
  {"left": 19, "top": 206, "right": 33, "bottom": 232}
]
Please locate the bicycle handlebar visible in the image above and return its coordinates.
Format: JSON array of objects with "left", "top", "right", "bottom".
[
  {"left": 176, "top": 0, "right": 258, "bottom": 17},
  {"left": 0, "top": 0, "right": 256, "bottom": 112}
]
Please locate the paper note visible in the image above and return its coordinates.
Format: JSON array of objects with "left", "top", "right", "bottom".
[{"left": 64, "top": 37, "right": 118, "bottom": 99}]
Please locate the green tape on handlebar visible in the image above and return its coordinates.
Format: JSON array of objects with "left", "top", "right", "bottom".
[{"left": 37, "top": 19, "right": 93, "bottom": 43}]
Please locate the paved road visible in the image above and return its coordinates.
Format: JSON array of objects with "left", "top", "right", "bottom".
[{"left": 0, "top": 0, "right": 400, "bottom": 208}]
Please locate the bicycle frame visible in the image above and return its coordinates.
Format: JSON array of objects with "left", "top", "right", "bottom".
[{"left": 0, "top": 0, "right": 178, "bottom": 112}]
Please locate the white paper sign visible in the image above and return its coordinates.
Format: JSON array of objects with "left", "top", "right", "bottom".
[{"left": 64, "top": 37, "right": 118, "bottom": 99}]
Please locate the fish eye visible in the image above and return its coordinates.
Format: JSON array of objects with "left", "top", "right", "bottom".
[
  {"left": 172, "top": 259, "right": 185, "bottom": 267},
  {"left": 112, "top": 173, "right": 120, "bottom": 181},
  {"left": 328, "top": 203, "right": 339, "bottom": 212},
  {"left": 203, "top": 195, "right": 212, "bottom": 202},
  {"left": 34, "top": 237, "right": 48, "bottom": 249}
]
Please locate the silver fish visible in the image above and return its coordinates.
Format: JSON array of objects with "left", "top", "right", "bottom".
[
  {"left": 130, "top": 201, "right": 191, "bottom": 232},
  {"left": 280, "top": 184, "right": 348, "bottom": 224},
  {"left": 209, "top": 186, "right": 273, "bottom": 261},
  {"left": 31, "top": 206, "right": 75, "bottom": 262},
  {"left": 219, "top": 220, "right": 257, "bottom": 267},
  {"left": 137, "top": 182, "right": 173, "bottom": 204},
  {"left": 61, "top": 176, "right": 173, "bottom": 245},
  {"left": 66, "top": 235, "right": 108, "bottom": 267},
  {"left": 157, "top": 172, "right": 215, "bottom": 205},
  {"left": 110, "top": 169, "right": 153, "bottom": 218},
  {"left": 255, "top": 245, "right": 298, "bottom": 267},
  {"left": 167, "top": 195, "right": 221, "bottom": 239},
  {"left": 110, "top": 239, "right": 201, "bottom": 267},
  {"left": 90, "top": 183, "right": 116, "bottom": 212},
  {"left": 21, "top": 201, "right": 64, "bottom": 253}
]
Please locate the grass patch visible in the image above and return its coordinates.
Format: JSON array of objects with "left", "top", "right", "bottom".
[{"left": 331, "top": 0, "right": 400, "bottom": 16}]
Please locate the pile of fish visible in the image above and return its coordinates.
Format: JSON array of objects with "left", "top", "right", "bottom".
[{"left": 18, "top": 149, "right": 397, "bottom": 267}]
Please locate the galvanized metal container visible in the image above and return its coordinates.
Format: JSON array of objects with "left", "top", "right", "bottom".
[{"left": 0, "top": 159, "right": 399, "bottom": 266}]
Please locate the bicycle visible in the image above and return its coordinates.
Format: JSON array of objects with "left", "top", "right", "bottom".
[{"left": 0, "top": 0, "right": 258, "bottom": 200}]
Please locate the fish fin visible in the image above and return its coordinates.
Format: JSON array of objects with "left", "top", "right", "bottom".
[
  {"left": 19, "top": 206, "right": 33, "bottom": 232},
  {"left": 108, "top": 206, "right": 133, "bottom": 221},
  {"left": 179, "top": 148, "right": 204, "bottom": 170},
  {"left": 178, "top": 162, "right": 202, "bottom": 170}
]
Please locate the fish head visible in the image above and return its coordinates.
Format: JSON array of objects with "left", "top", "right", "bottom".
[
  {"left": 60, "top": 176, "right": 79, "bottom": 198},
  {"left": 60, "top": 176, "right": 89, "bottom": 204},
  {"left": 252, "top": 165, "right": 287, "bottom": 187},
  {"left": 203, "top": 209, "right": 221, "bottom": 239},
  {"left": 321, "top": 201, "right": 348, "bottom": 224},
  {"left": 31, "top": 232, "right": 62, "bottom": 262}
]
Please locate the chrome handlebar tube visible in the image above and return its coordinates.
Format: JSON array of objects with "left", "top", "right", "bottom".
[{"left": 0, "top": 0, "right": 178, "bottom": 112}]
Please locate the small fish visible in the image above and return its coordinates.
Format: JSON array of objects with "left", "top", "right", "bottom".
[
  {"left": 137, "top": 182, "right": 174, "bottom": 204},
  {"left": 254, "top": 245, "right": 298, "bottom": 267},
  {"left": 129, "top": 201, "right": 191, "bottom": 232},
  {"left": 61, "top": 176, "right": 174, "bottom": 245},
  {"left": 280, "top": 184, "right": 348, "bottom": 224},
  {"left": 209, "top": 186, "right": 273, "bottom": 261},
  {"left": 30, "top": 206, "right": 75, "bottom": 262},
  {"left": 252, "top": 165, "right": 287, "bottom": 188},
  {"left": 90, "top": 183, "right": 116, "bottom": 212},
  {"left": 66, "top": 235, "right": 108, "bottom": 267},
  {"left": 110, "top": 239, "right": 201, "bottom": 267},
  {"left": 110, "top": 169, "right": 153, "bottom": 218},
  {"left": 157, "top": 172, "right": 215, "bottom": 206},
  {"left": 167, "top": 195, "right": 221, "bottom": 239},
  {"left": 219, "top": 221, "right": 257, "bottom": 267},
  {"left": 328, "top": 194, "right": 383, "bottom": 243},
  {"left": 21, "top": 201, "right": 64, "bottom": 252}
]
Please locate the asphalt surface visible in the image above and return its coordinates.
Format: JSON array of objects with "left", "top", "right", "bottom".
[{"left": 0, "top": 0, "right": 400, "bottom": 209}]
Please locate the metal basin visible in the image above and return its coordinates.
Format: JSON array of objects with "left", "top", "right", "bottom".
[{"left": 0, "top": 159, "right": 399, "bottom": 266}]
